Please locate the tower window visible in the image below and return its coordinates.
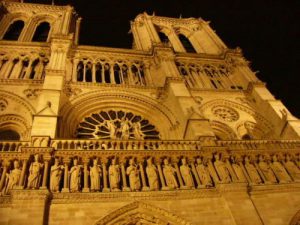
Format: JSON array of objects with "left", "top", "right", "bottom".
[
  {"left": 32, "top": 22, "right": 50, "bottom": 42},
  {"left": 158, "top": 32, "right": 169, "bottom": 44},
  {"left": 3, "top": 20, "right": 25, "bottom": 41},
  {"left": 178, "top": 34, "right": 196, "bottom": 53}
]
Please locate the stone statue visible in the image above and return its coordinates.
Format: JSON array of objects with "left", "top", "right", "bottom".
[
  {"left": 231, "top": 156, "right": 246, "bottom": 182},
  {"left": 179, "top": 158, "right": 194, "bottom": 188},
  {"left": 105, "top": 120, "right": 116, "bottom": 139},
  {"left": 3, "top": 160, "right": 21, "bottom": 195},
  {"left": 50, "top": 157, "right": 64, "bottom": 192},
  {"left": 284, "top": 154, "right": 300, "bottom": 182},
  {"left": 27, "top": 154, "right": 43, "bottom": 189},
  {"left": 163, "top": 159, "right": 178, "bottom": 189},
  {"left": 258, "top": 155, "right": 277, "bottom": 183},
  {"left": 90, "top": 158, "right": 102, "bottom": 192},
  {"left": 195, "top": 157, "right": 213, "bottom": 187},
  {"left": 132, "top": 122, "right": 144, "bottom": 140},
  {"left": 126, "top": 159, "right": 141, "bottom": 191},
  {"left": 146, "top": 158, "right": 159, "bottom": 191},
  {"left": 271, "top": 155, "right": 292, "bottom": 183},
  {"left": 214, "top": 154, "right": 231, "bottom": 183},
  {"left": 244, "top": 156, "right": 262, "bottom": 184},
  {"left": 69, "top": 158, "right": 82, "bottom": 192},
  {"left": 108, "top": 158, "right": 121, "bottom": 191},
  {"left": 120, "top": 118, "right": 130, "bottom": 140}
]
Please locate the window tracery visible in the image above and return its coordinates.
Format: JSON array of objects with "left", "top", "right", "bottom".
[{"left": 76, "top": 110, "right": 160, "bottom": 140}]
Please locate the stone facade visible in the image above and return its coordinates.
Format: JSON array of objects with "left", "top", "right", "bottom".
[{"left": 0, "top": 1, "right": 300, "bottom": 225}]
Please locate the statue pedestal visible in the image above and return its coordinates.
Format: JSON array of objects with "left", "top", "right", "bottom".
[
  {"left": 102, "top": 188, "right": 110, "bottom": 192},
  {"left": 122, "top": 187, "right": 131, "bottom": 192},
  {"left": 161, "top": 186, "right": 170, "bottom": 191},
  {"left": 82, "top": 188, "right": 90, "bottom": 193},
  {"left": 61, "top": 188, "right": 70, "bottom": 193},
  {"left": 142, "top": 186, "right": 150, "bottom": 191}
]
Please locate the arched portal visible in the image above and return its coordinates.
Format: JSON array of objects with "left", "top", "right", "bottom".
[{"left": 94, "top": 201, "right": 191, "bottom": 225}]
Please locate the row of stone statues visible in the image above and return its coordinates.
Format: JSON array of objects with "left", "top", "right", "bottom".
[{"left": 1, "top": 153, "right": 300, "bottom": 195}]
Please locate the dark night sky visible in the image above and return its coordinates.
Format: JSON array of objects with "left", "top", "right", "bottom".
[{"left": 32, "top": 0, "right": 300, "bottom": 117}]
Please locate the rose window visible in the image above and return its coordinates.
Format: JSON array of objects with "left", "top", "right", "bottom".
[
  {"left": 212, "top": 106, "right": 239, "bottom": 122},
  {"left": 76, "top": 110, "right": 160, "bottom": 140}
]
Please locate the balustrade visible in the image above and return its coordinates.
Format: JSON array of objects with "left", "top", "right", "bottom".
[
  {"left": 73, "top": 58, "right": 148, "bottom": 86},
  {"left": 0, "top": 53, "right": 49, "bottom": 80}
]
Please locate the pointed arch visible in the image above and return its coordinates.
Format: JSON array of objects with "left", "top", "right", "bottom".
[
  {"left": 2, "top": 20, "right": 25, "bottom": 41},
  {"left": 32, "top": 21, "right": 51, "bottom": 42},
  {"left": 94, "top": 201, "right": 191, "bottom": 225},
  {"left": 178, "top": 33, "right": 197, "bottom": 53}
]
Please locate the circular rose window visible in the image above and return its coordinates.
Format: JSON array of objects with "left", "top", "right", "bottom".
[
  {"left": 76, "top": 110, "right": 160, "bottom": 140},
  {"left": 212, "top": 106, "right": 239, "bottom": 122}
]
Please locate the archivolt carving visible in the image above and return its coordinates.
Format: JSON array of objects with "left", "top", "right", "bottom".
[
  {"left": 236, "top": 121, "right": 271, "bottom": 139},
  {"left": 94, "top": 201, "right": 191, "bottom": 225},
  {"left": 59, "top": 89, "right": 179, "bottom": 139},
  {"left": 290, "top": 210, "right": 300, "bottom": 225},
  {"left": 0, "top": 90, "right": 36, "bottom": 114},
  {"left": 0, "top": 114, "right": 31, "bottom": 140},
  {"left": 210, "top": 121, "right": 237, "bottom": 140}
]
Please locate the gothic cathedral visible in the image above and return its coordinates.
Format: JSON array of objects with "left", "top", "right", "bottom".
[{"left": 0, "top": 1, "right": 300, "bottom": 225}]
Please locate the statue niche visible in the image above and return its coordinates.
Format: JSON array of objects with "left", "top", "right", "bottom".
[{"left": 76, "top": 110, "right": 159, "bottom": 140}]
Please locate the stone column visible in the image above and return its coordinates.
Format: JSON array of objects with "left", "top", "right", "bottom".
[
  {"left": 157, "top": 159, "right": 168, "bottom": 190},
  {"left": 102, "top": 159, "right": 110, "bottom": 192},
  {"left": 62, "top": 158, "right": 70, "bottom": 193},
  {"left": 41, "top": 155, "right": 51, "bottom": 189},
  {"left": 17, "top": 157, "right": 28, "bottom": 189},
  {"left": 0, "top": 160, "right": 9, "bottom": 192},
  {"left": 121, "top": 160, "right": 130, "bottom": 192},
  {"left": 138, "top": 159, "right": 149, "bottom": 191},
  {"left": 82, "top": 158, "right": 90, "bottom": 192}
]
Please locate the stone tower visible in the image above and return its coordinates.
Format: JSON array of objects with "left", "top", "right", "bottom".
[{"left": 0, "top": 1, "right": 300, "bottom": 225}]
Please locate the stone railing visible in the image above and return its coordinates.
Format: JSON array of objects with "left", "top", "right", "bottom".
[
  {"left": 0, "top": 141, "right": 30, "bottom": 152},
  {"left": 50, "top": 139, "right": 201, "bottom": 151}
]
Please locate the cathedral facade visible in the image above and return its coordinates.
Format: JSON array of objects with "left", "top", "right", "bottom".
[{"left": 0, "top": 1, "right": 300, "bottom": 225}]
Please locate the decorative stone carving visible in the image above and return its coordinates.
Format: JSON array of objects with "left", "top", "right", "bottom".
[
  {"left": 179, "top": 158, "right": 194, "bottom": 188},
  {"left": 258, "top": 155, "right": 277, "bottom": 184},
  {"left": 50, "top": 157, "right": 64, "bottom": 192},
  {"left": 214, "top": 154, "right": 231, "bottom": 183},
  {"left": 90, "top": 158, "right": 102, "bottom": 192},
  {"left": 212, "top": 106, "right": 239, "bottom": 122},
  {"left": 271, "top": 155, "right": 292, "bottom": 183},
  {"left": 3, "top": 160, "right": 21, "bottom": 195},
  {"left": 0, "top": 98, "right": 8, "bottom": 111},
  {"left": 244, "top": 156, "right": 262, "bottom": 184},
  {"left": 284, "top": 154, "right": 300, "bottom": 182},
  {"left": 109, "top": 158, "right": 121, "bottom": 191},
  {"left": 126, "top": 158, "right": 141, "bottom": 191},
  {"left": 27, "top": 154, "right": 43, "bottom": 189},
  {"left": 146, "top": 157, "right": 159, "bottom": 191},
  {"left": 76, "top": 110, "right": 160, "bottom": 140},
  {"left": 23, "top": 89, "right": 41, "bottom": 100},
  {"left": 195, "top": 157, "right": 213, "bottom": 187},
  {"left": 63, "top": 85, "right": 82, "bottom": 97},
  {"left": 69, "top": 158, "right": 82, "bottom": 192},
  {"left": 162, "top": 158, "right": 178, "bottom": 189}
]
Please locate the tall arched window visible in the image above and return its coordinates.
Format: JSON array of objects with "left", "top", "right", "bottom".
[
  {"left": 3, "top": 20, "right": 25, "bottom": 41},
  {"left": 32, "top": 22, "right": 50, "bottom": 42},
  {"left": 178, "top": 34, "right": 196, "bottom": 53}
]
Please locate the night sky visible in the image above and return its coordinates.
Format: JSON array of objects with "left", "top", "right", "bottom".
[{"left": 31, "top": 0, "right": 300, "bottom": 117}]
